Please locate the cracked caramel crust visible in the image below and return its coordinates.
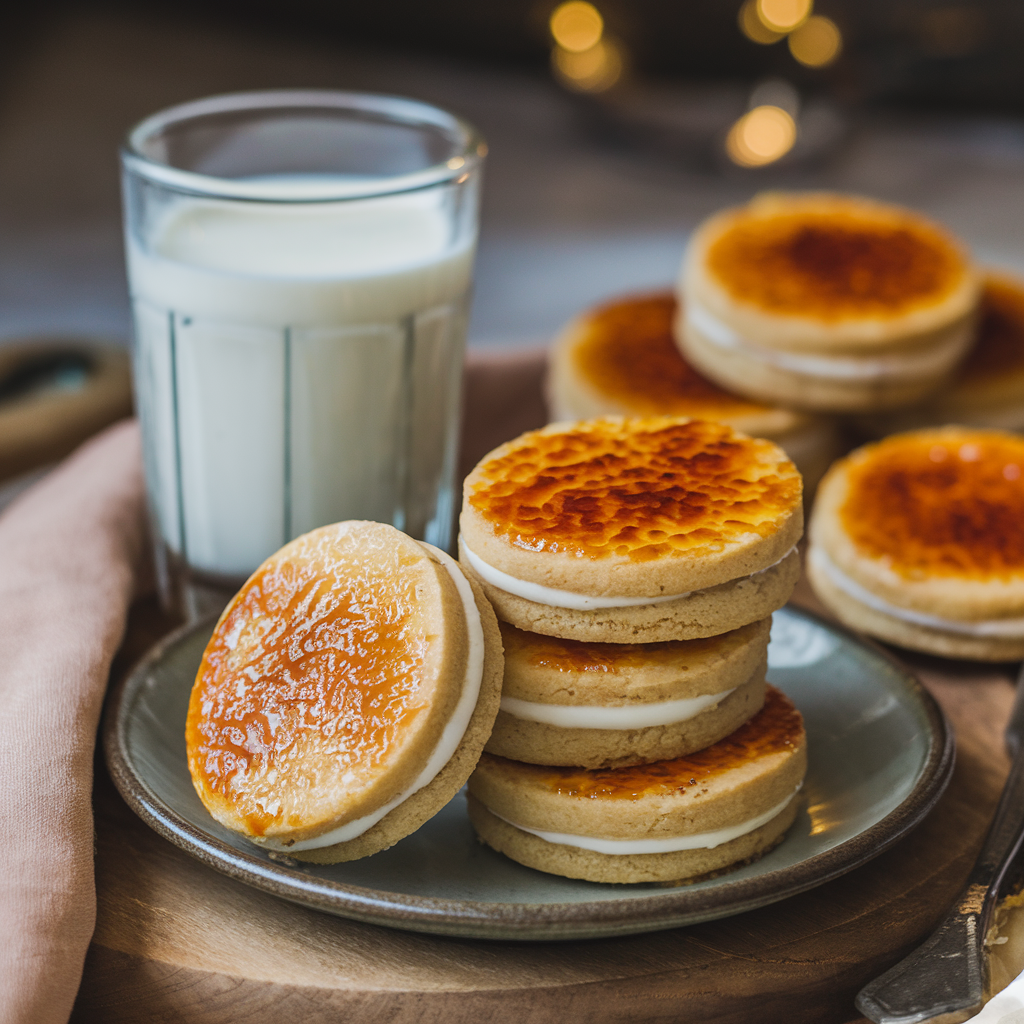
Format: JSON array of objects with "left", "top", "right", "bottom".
[
  {"left": 703, "top": 196, "right": 969, "bottom": 322},
  {"left": 838, "top": 430, "right": 1024, "bottom": 580},
  {"left": 461, "top": 417, "right": 803, "bottom": 598}
]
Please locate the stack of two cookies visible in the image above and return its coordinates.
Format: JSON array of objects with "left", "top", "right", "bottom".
[{"left": 458, "top": 415, "right": 808, "bottom": 883}]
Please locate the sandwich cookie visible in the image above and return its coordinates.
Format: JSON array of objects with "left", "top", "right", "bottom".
[
  {"left": 678, "top": 192, "right": 980, "bottom": 413},
  {"left": 185, "top": 520, "right": 504, "bottom": 863},
  {"left": 459, "top": 416, "right": 803, "bottom": 643},
  {"left": 468, "top": 685, "right": 806, "bottom": 884},
  {"left": 488, "top": 618, "right": 769, "bottom": 768},
  {"left": 808, "top": 428, "right": 1024, "bottom": 660},
  {"left": 864, "top": 273, "right": 1024, "bottom": 436},
  {"left": 546, "top": 290, "right": 841, "bottom": 490}
]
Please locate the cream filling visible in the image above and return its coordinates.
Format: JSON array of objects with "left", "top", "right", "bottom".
[
  {"left": 489, "top": 789, "right": 798, "bottom": 855},
  {"left": 686, "top": 303, "right": 968, "bottom": 382},
  {"left": 257, "top": 545, "right": 485, "bottom": 852},
  {"left": 461, "top": 540, "right": 796, "bottom": 611},
  {"left": 499, "top": 687, "right": 736, "bottom": 730},
  {"left": 809, "top": 546, "right": 1024, "bottom": 639}
]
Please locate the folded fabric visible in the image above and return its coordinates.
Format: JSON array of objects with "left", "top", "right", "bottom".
[{"left": 0, "top": 420, "right": 147, "bottom": 1024}]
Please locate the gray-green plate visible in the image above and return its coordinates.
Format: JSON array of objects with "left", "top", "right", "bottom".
[{"left": 103, "top": 605, "right": 954, "bottom": 941}]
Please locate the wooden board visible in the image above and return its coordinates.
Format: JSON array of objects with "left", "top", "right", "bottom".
[{"left": 69, "top": 581, "right": 1017, "bottom": 1024}]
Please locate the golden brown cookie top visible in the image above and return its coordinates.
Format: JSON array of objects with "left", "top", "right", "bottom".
[
  {"left": 838, "top": 429, "right": 1024, "bottom": 581},
  {"left": 961, "top": 274, "right": 1024, "bottom": 385},
  {"left": 702, "top": 194, "right": 969, "bottom": 323},
  {"left": 568, "top": 292, "right": 772, "bottom": 417},
  {"left": 481, "top": 685, "right": 803, "bottom": 800},
  {"left": 186, "top": 522, "right": 462, "bottom": 839},
  {"left": 465, "top": 417, "right": 801, "bottom": 564}
]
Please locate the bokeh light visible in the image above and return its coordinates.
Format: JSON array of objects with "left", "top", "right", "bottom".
[
  {"left": 756, "top": 0, "right": 812, "bottom": 33},
  {"left": 552, "top": 37, "right": 624, "bottom": 92},
  {"left": 550, "top": 1, "right": 604, "bottom": 53},
  {"left": 739, "top": 0, "right": 784, "bottom": 44},
  {"left": 788, "top": 15, "right": 842, "bottom": 66},
  {"left": 726, "top": 105, "right": 797, "bottom": 167}
]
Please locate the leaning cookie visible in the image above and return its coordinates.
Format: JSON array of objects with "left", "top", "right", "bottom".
[
  {"left": 487, "top": 619, "right": 768, "bottom": 768},
  {"left": 468, "top": 685, "right": 806, "bottom": 884},
  {"left": 459, "top": 416, "right": 803, "bottom": 643},
  {"left": 808, "top": 428, "right": 1024, "bottom": 660},
  {"left": 185, "top": 520, "right": 503, "bottom": 863}
]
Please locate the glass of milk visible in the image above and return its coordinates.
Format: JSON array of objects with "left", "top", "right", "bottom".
[{"left": 121, "top": 91, "right": 484, "bottom": 618}]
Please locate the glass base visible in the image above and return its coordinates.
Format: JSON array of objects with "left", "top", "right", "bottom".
[{"left": 155, "top": 541, "right": 246, "bottom": 623}]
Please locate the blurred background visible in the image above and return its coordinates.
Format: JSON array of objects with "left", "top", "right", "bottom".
[{"left": 4, "top": 0, "right": 1024, "bottom": 352}]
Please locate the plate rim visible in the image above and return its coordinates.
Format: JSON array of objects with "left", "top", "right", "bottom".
[{"left": 102, "top": 604, "right": 955, "bottom": 941}]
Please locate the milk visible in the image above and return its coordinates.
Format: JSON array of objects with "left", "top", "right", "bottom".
[{"left": 127, "top": 186, "right": 474, "bottom": 579}]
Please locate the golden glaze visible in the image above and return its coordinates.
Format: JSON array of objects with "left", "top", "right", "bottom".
[
  {"left": 962, "top": 277, "right": 1024, "bottom": 383},
  {"left": 499, "top": 620, "right": 738, "bottom": 673},
  {"left": 467, "top": 418, "right": 800, "bottom": 561},
  {"left": 486, "top": 686, "right": 802, "bottom": 800},
  {"left": 186, "top": 529, "right": 438, "bottom": 835},
  {"left": 706, "top": 210, "right": 965, "bottom": 321},
  {"left": 840, "top": 432, "right": 1024, "bottom": 579},
  {"left": 572, "top": 293, "right": 771, "bottom": 416}
]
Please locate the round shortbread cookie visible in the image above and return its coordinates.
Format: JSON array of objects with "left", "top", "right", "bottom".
[
  {"left": 545, "top": 290, "right": 842, "bottom": 491},
  {"left": 485, "top": 618, "right": 769, "bottom": 766},
  {"left": 186, "top": 522, "right": 504, "bottom": 863},
  {"left": 486, "top": 664, "right": 766, "bottom": 768},
  {"left": 499, "top": 617, "right": 770, "bottom": 704},
  {"left": 808, "top": 428, "right": 1024, "bottom": 660},
  {"left": 460, "top": 540, "right": 800, "bottom": 642},
  {"left": 467, "top": 790, "right": 798, "bottom": 885},
  {"left": 459, "top": 417, "right": 803, "bottom": 628},
  {"left": 468, "top": 685, "right": 806, "bottom": 884},
  {"left": 677, "top": 192, "right": 980, "bottom": 414}
]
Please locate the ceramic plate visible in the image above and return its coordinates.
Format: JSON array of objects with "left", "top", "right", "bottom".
[{"left": 104, "top": 605, "right": 954, "bottom": 941}]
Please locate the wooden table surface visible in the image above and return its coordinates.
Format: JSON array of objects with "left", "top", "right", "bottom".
[{"left": 68, "top": 578, "right": 1018, "bottom": 1024}]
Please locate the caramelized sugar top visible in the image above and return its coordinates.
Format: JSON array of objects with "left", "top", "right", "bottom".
[
  {"left": 468, "top": 418, "right": 800, "bottom": 561},
  {"left": 840, "top": 432, "right": 1024, "bottom": 579},
  {"left": 186, "top": 527, "right": 438, "bottom": 835},
  {"left": 706, "top": 209, "right": 965, "bottom": 321},
  {"left": 573, "top": 293, "right": 772, "bottom": 416},
  {"left": 962, "top": 277, "right": 1024, "bottom": 384},
  {"left": 494, "top": 686, "right": 802, "bottom": 800},
  {"left": 500, "top": 620, "right": 734, "bottom": 673}
]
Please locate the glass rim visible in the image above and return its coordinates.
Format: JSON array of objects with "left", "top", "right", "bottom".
[{"left": 121, "top": 89, "right": 486, "bottom": 203}]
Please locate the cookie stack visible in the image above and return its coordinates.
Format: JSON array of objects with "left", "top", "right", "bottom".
[{"left": 458, "top": 416, "right": 808, "bottom": 883}]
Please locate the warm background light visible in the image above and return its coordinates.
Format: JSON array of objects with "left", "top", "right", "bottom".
[
  {"left": 552, "top": 37, "right": 623, "bottom": 92},
  {"left": 726, "top": 105, "right": 797, "bottom": 166},
  {"left": 756, "top": 0, "right": 812, "bottom": 33},
  {"left": 788, "top": 15, "right": 842, "bottom": 66},
  {"left": 550, "top": 1, "right": 604, "bottom": 53},
  {"left": 739, "top": 0, "right": 784, "bottom": 44}
]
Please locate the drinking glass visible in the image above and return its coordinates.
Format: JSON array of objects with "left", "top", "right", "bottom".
[{"left": 121, "top": 90, "right": 485, "bottom": 618}]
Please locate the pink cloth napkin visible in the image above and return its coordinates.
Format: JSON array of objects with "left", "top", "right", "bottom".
[
  {"left": 0, "top": 421, "right": 147, "bottom": 1024},
  {"left": 0, "top": 350, "right": 548, "bottom": 1024}
]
